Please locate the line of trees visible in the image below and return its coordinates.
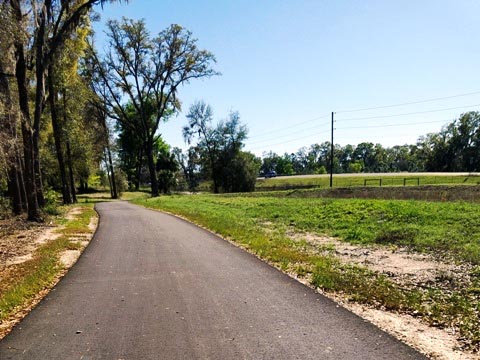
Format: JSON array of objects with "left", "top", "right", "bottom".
[
  {"left": 1, "top": 7, "right": 225, "bottom": 217},
  {"left": 260, "top": 111, "right": 480, "bottom": 176},
  {"left": 0, "top": 0, "right": 128, "bottom": 220}
]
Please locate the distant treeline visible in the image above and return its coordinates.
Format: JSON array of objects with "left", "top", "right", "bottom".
[{"left": 260, "top": 111, "right": 480, "bottom": 176}]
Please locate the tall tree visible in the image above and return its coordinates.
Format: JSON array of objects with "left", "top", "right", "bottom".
[
  {"left": 88, "top": 19, "right": 218, "bottom": 196},
  {"left": 47, "top": 21, "right": 93, "bottom": 203},
  {"left": 47, "top": 64, "right": 72, "bottom": 204},
  {"left": 0, "top": 3, "right": 24, "bottom": 214},
  {"left": 183, "top": 102, "right": 220, "bottom": 192}
]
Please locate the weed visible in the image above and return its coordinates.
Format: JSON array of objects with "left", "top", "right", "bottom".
[{"left": 374, "top": 227, "right": 417, "bottom": 245}]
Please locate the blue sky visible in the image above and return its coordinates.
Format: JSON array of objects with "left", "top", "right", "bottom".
[{"left": 93, "top": 0, "right": 480, "bottom": 156}]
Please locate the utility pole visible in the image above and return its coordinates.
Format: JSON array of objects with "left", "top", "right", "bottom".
[{"left": 330, "top": 112, "right": 334, "bottom": 188}]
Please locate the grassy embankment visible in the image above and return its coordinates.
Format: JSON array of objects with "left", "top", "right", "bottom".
[
  {"left": 131, "top": 192, "right": 480, "bottom": 351},
  {"left": 0, "top": 203, "right": 96, "bottom": 332}
]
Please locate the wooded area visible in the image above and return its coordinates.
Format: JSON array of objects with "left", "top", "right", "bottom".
[{"left": 0, "top": 0, "right": 123, "bottom": 220}]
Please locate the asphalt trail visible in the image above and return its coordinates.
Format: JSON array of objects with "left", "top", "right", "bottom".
[{"left": 0, "top": 201, "right": 426, "bottom": 359}]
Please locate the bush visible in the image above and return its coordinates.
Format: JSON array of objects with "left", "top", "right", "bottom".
[
  {"left": 43, "top": 188, "right": 61, "bottom": 215},
  {"left": 114, "top": 170, "right": 128, "bottom": 196},
  {"left": 218, "top": 151, "right": 261, "bottom": 193}
]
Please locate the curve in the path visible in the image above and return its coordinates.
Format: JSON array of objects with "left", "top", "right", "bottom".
[{"left": 0, "top": 201, "right": 426, "bottom": 359}]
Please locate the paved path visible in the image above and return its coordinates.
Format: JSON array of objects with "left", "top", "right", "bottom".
[{"left": 0, "top": 201, "right": 426, "bottom": 359}]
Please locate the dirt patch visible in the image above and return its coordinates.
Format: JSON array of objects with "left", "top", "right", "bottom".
[
  {"left": 289, "top": 231, "right": 473, "bottom": 290},
  {"left": 0, "top": 206, "right": 98, "bottom": 339},
  {"left": 288, "top": 231, "right": 479, "bottom": 359},
  {"left": 0, "top": 217, "right": 54, "bottom": 271},
  {"left": 88, "top": 216, "right": 98, "bottom": 232},
  {"left": 65, "top": 207, "right": 82, "bottom": 221},
  {"left": 35, "top": 227, "right": 61, "bottom": 245},
  {"left": 331, "top": 297, "right": 477, "bottom": 360},
  {"left": 59, "top": 250, "right": 81, "bottom": 268},
  {"left": 0, "top": 207, "right": 93, "bottom": 270}
]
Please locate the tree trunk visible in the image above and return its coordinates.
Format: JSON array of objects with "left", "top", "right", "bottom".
[
  {"left": 4, "top": 114, "right": 23, "bottom": 215},
  {"left": 7, "top": 167, "right": 22, "bottom": 215},
  {"left": 135, "top": 148, "right": 142, "bottom": 191},
  {"left": 61, "top": 89, "right": 77, "bottom": 203},
  {"left": 32, "top": 7, "right": 48, "bottom": 208},
  {"left": 79, "top": 180, "right": 87, "bottom": 193},
  {"left": 104, "top": 151, "right": 113, "bottom": 198},
  {"left": 13, "top": 40, "right": 41, "bottom": 221},
  {"left": 66, "top": 139, "right": 77, "bottom": 203},
  {"left": 145, "top": 141, "right": 159, "bottom": 197},
  {"left": 0, "top": 62, "right": 22, "bottom": 215},
  {"left": 33, "top": 66, "right": 45, "bottom": 207},
  {"left": 210, "top": 156, "right": 219, "bottom": 194},
  {"left": 99, "top": 110, "right": 117, "bottom": 198},
  {"left": 17, "top": 154, "right": 27, "bottom": 211},
  {"left": 47, "top": 68, "right": 71, "bottom": 204},
  {"left": 106, "top": 144, "right": 118, "bottom": 199},
  {"left": 19, "top": 106, "right": 40, "bottom": 220}
]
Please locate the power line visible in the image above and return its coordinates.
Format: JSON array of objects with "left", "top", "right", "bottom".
[
  {"left": 339, "top": 132, "right": 423, "bottom": 143},
  {"left": 250, "top": 118, "right": 451, "bottom": 146},
  {"left": 335, "top": 119, "right": 450, "bottom": 130},
  {"left": 250, "top": 93, "right": 480, "bottom": 140},
  {"left": 247, "top": 91, "right": 480, "bottom": 154},
  {"left": 248, "top": 116, "right": 458, "bottom": 152},
  {"left": 336, "top": 91, "right": 480, "bottom": 114},
  {"left": 249, "top": 114, "right": 330, "bottom": 139},
  {"left": 249, "top": 131, "right": 325, "bottom": 151},
  {"left": 248, "top": 121, "right": 330, "bottom": 145},
  {"left": 249, "top": 117, "right": 456, "bottom": 151},
  {"left": 335, "top": 103, "right": 480, "bottom": 122}
]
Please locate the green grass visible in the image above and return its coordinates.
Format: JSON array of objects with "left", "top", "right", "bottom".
[
  {"left": 0, "top": 206, "right": 96, "bottom": 327},
  {"left": 135, "top": 194, "right": 480, "bottom": 263},
  {"left": 76, "top": 192, "right": 113, "bottom": 204},
  {"left": 120, "top": 191, "right": 150, "bottom": 201},
  {"left": 131, "top": 193, "right": 480, "bottom": 351},
  {"left": 256, "top": 173, "right": 480, "bottom": 190}
]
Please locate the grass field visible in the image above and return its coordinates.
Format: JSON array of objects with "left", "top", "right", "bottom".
[
  {"left": 255, "top": 173, "right": 480, "bottom": 190},
  {"left": 131, "top": 192, "right": 480, "bottom": 351}
]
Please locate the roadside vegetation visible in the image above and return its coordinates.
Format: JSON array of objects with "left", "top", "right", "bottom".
[
  {"left": 131, "top": 192, "right": 480, "bottom": 352},
  {"left": 0, "top": 203, "right": 96, "bottom": 337}
]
